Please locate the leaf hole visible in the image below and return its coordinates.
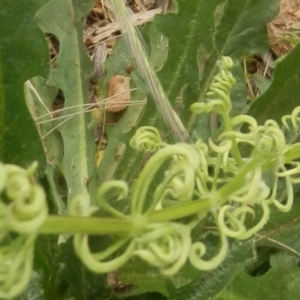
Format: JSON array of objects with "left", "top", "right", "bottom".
[
  {"left": 45, "top": 33, "right": 60, "bottom": 68},
  {"left": 246, "top": 246, "right": 278, "bottom": 277},
  {"left": 52, "top": 89, "right": 65, "bottom": 119}
]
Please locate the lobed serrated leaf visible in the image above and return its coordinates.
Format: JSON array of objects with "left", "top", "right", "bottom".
[{"left": 35, "top": 0, "right": 97, "bottom": 208}]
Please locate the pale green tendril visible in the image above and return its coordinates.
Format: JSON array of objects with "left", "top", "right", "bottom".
[
  {"left": 70, "top": 143, "right": 199, "bottom": 274},
  {"left": 129, "top": 126, "right": 165, "bottom": 152},
  {"left": 0, "top": 162, "right": 47, "bottom": 299}
]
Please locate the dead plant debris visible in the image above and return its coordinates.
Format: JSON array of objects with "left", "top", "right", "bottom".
[{"left": 268, "top": 0, "right": 300, "bottom": 57}]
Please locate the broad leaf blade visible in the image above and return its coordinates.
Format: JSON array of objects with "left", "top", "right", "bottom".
[
  {"left": 168, "top": 240, "right": 254, "bottom": 300},
  {"left": 0, "top": 0, "right": 49, "bottom": 167},
  {"left": 54, "top": 238, "right": 111, "bottom": 300},
  {"left": 216, "top": 253, "right": 300, "bottom": 300}
]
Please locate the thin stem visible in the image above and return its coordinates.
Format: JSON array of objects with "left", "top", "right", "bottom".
[
  {"left": 39, "top": 216, "right": 134, "bottom": 235},
  {"left": 38, "top": 157, "right": 261, "bottom": 235}
]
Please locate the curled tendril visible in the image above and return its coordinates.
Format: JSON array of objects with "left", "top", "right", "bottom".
[
  {"left": 0, "top": 235, "right": 36, "bottom": 299},
  {"left": 218, "top": 201, "right": 270, "bottom": 240},
  {"left": 130, "top": 143, "right": 200, "bottom": 215},
  {"left": 231, "top": 115, "right": 257, "bottom": 131},
  {"left": 230, "top": 167, "right": 270, "bottom": 204},
  {"left": 72, "top": 195, "right": 191, "bottom": 275},
  {"left": 129, "top": 126, "right": 164, "bottom": 152},
  {"left": 73, "top": 221, "right": 191, "bottom": 275},
  {"left": 0, "top": 162, "right": 47, "bottom": 299},
  {"left": 190, "top": 56, "right": 236, "bottom": 116},
  {"left": 153, "top": 158, "right": 197, "bottom": 209},
  {"left": 252, "top": 120, "right": 286, "bottom": 159},
  {"left": 282, "top": 106, "right": 300, "bottom": 132},
  {"left": 236, "top": 201, "right": 270, "bottom": 240},
  {"left": 268, "top": 165, "right": 294, "bottom": 212},
  {"left": 97, "top": 180, "right": 128, "bottom": 218},
  {"left": 71, "top": 143, "right": 199, "bottom": 275},
  {"left": 74, "top": 234, "right": 136, "bottom": 273},
  {"left": 134, "top": 223, "right": 191, "bottom": 275},
  {"left": 218, "top": 205, "right": 247, "bottom": 238},
  {"left": 189, "top": 217, "right": 228, "bottom": 271}
]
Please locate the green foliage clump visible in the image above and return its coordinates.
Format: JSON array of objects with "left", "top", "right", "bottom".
[{"left": 2, "top": 0, "right": 300, "bottom": 299}]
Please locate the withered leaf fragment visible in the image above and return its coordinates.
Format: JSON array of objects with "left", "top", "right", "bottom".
[{"left": 106, "top": 75, "right": 131, "bottom": 112}]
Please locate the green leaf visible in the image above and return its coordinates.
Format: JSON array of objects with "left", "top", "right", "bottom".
[
  {"left": 118, "top": 261, "right": 168, "bottom": 297},
  {"left": 213, "top": 0, "right": 278, "bottom": 59},
  {"left": 154, "top": 0, "right": 280, "bottom": 139},
  {"left": 168, "top": 240, "right": 254, "bottom": 300},
  {"left": 53, "top": 238, "right": 111, "bottom": 300},
  {"left": 24, "top": 76, "right": 67, "bottom": 213},
  {"left": 251, "top": 74, "right": 272, "bottom": 96},
  {"left": 196, "top": 0, "right": 280, "bottom": 133},
  {"left": 29, "top": 237, "right": 113, "bottom": 300},
  {"left": 150, "top": 0, "right": 225, "bottom": 142},
  {"left": 256, "top": 199, "right": 300, "bottom": 256},
  {"left": 216, "top": 253, "right": 300, "bottom": 300},
  {"left": 247, "top": 44, "right": 300, "bottom": 125},
  {"left": 14, "top": 272, "right": 45, "bottom": 300},
  {"left": 35, "top": 0, "right": 97, "bottom": 207},
  {"left": 155, "top": 0, "right": 225, "bottom": 103},
  {"left": 212, "top": 199, "right": 300, "bottom": 300},
  {"left": 0, "top": 0, "right": 49, "bottom": 167}
]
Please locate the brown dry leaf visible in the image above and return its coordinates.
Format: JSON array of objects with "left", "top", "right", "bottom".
[
  {"left": 106, "top": 75, "right": 131, "bottom": 112},
  {"left": 268, "top": 0, "right": 300, "bottom": 56}
]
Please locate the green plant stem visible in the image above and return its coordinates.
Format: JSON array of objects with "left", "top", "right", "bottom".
[
  {"left": 38, "top": 158, "right": 261, "bottom": 235},
  {"left": 39, "top": 216, "right": 134, "bottom": 235}
]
